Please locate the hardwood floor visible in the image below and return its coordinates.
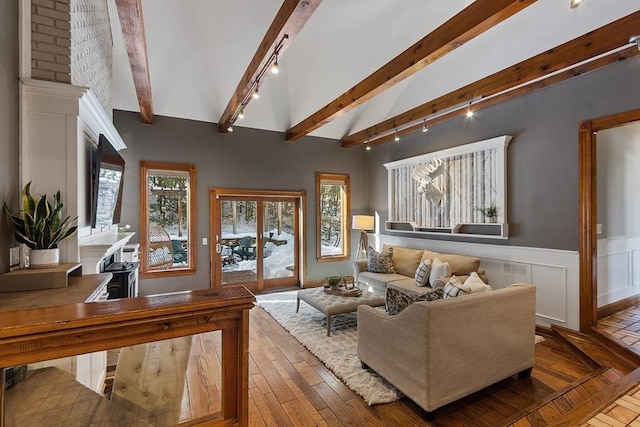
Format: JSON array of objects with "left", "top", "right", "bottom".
[
  {"left": 597, "top": 305, "right": 640, "bottom": 357},
  {"left": 168, "top": 301, "right": 640, "bottom": 426},
  {"left": 175, "top": 304, "right": 599, "bottom": 426}
]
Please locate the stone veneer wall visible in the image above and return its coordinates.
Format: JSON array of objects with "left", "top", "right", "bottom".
[{"left": 31, "top": 0, "right": 113, "bottom": 117}]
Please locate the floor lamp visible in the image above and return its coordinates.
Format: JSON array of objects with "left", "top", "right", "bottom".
[{"left": 352, "top": 215, "right": 375, "bottom": 260}]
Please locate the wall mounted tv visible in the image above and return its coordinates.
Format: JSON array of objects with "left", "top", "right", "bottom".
[{"left": 91, "top": 134, "right": 125, "bottom": 229}]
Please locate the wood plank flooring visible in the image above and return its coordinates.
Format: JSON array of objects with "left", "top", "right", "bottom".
[{"left": 172, "top": 303, "right": 601, "bottom": 426}]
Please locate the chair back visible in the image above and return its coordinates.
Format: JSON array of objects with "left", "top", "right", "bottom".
[{"left": 111, "top": 336, "right": 193, "bottom": 427}]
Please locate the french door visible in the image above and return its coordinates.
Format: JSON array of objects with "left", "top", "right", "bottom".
[{"left": 210, "top": 189, "right": 302, "bottom": 292}]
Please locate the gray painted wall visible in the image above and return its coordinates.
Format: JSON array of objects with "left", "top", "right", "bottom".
[
  {"left": 368, "top": 56, "right": 640, "bottom": 251},
  {"left": 114, "top": 112, "right": 367, "bottom": 294},
  {"left": 0, "top": 1, "right": 20, "bottom": 274}
]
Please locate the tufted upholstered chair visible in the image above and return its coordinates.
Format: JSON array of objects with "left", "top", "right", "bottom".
[{"left": 110, "top": 336, "right": 193, "bottom": 426}]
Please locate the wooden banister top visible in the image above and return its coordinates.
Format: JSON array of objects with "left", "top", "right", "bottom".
[{"left": 0, "top": 285, "right": 255, "bottom": 339}]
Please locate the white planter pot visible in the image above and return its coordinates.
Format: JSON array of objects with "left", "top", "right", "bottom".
[
  {"left": 487, "top": 216, "right": 497, "bottom": 223},
  {"left": 29, "top": 248, "right": 60, "bottom": 269}
]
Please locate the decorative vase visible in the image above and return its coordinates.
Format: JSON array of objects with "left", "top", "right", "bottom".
[
  {"left": 487, "top": 216, "right": 497, "bottom": 223},
  {"left": 29, "top": 248, "right": 60, "bottom": 269}
]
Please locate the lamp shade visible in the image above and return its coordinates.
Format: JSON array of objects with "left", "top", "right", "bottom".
[{"left": 352, "top": 215, "right": 374, "bottom": 231}]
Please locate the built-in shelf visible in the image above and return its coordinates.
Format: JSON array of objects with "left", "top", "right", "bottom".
[
  {"left": 385, "top": 221, "right": 508, "bottom": 239},
  {"left": 0, "top": 263, "right": 82, "bottom": 292}
]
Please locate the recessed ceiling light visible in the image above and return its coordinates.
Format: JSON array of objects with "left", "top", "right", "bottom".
[{"left": 570, "top": 0, "right": 584, "bottom": 8}]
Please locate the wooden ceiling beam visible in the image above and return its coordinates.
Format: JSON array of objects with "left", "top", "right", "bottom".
[
  {"left": 285, "top": 0, "right": 536, "bottom": 142},
  {"left": 357, "top": 46, "right": 639, "bottom": 148},
  {"left": 115, "top": 0, "right": 154, "bottom": 124},
  {"left": 218, "top": 0, "right": 322, "bottom": 133},
  {"left": 342, "top": 11, "right": 640, "bottom": 148}
]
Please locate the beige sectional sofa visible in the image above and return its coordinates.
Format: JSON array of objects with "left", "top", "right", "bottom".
[
  {"left": 353, "top": 244, "right": 488, "bottom": 296},
  {"left": 357, "top": 283, "right": 536, "bottom": 415}
]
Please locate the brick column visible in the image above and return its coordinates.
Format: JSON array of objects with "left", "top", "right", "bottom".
[{"left": 31, "top": 0, "right": 72, "bottom": 83}]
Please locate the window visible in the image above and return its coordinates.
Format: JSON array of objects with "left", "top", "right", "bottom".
[
  {"left": 139, "top": 161, "right": 196, "bottom": 277},
  {"left": 316, "top": 173, "right": 350, "bottom": 261}
]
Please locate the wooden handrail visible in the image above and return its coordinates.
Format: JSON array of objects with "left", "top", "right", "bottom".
[{"left": 0, "top": 285, "right": 255, "bottom": 426}]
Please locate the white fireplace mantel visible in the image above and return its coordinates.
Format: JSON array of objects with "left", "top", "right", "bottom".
[{"left": 79, "top": 232, "right": 135, "bottom": 273}]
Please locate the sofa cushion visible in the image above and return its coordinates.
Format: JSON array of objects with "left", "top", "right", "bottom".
[
  {"left": 421, "top": 250, "right": 481, "bottom": 276},
  {"left": 357, "top": 271, "right": 408, "bottom": 294},
  {"left": 465, "top": 272, "right": 492, "bottom": 293},
  {"left": 415, "top": 260, "right": 431, "bottom": 287},
  {"left": 366, "top": 246, "right": 395, "bottom": 273},
  {"left": 386, "top": 286, "right": 444, "bottom": 315},
  {"left": 444, "top": 276, "right": 470, "bottom": 298},
  {"left": 429, "top": 257, "right": 451, "bottom": 286},
  {"left": 384, "top": 245, "right": 423, "bottom": 277}
]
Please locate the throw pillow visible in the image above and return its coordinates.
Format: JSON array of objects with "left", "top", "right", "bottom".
[
  {"left": 429, "top": 257, "right": 451, "bottom": 286},
  {"left": 386, "top": 286, "right": 444, "bottom": 315},
  {"left": 464, "top": 271, "right": 493, "bottom": 293},
  {"left": 414, "top": 260, "right": 431, "bottom": 287},
  {"left": 384, "top": 245, "right": 424, "bottom": 277},
  {"left": 430, "top": 278, "right": 447, "bottom": 290},
  {"left": 366, "top": 246, "right": 395, "bottom": 274},
  {"left": 444, "top": 276, "right": 471, "bottom": 299}
]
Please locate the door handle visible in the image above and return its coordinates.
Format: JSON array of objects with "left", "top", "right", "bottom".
[{"left": 216, "top": 243, "right": 221, "bottom": 254}]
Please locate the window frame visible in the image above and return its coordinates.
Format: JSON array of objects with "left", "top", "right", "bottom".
[
  {"left": 316, "top": 172, "right": 351, "bottom": 262},
  {"left": 139, "top": 161, "right": 197, "bottom": 278}
]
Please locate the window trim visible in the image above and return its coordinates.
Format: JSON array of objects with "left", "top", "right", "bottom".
[
  {"left": 139, "top": 161, "right": 197, "bottom": 278},
  {"left": 316, "top": 172, "right": 350, "bottom": 262}
]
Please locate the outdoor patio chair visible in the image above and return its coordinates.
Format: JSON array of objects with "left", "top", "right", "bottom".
[
  {"left": 171, "top": 239, "right": 188, "bottom": 264},
  {"left": 232, "top": 236, "right": 256, "bottom": 260}
]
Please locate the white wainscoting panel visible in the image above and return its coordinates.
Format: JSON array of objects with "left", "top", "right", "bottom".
[
  {"left": 597, "top": 237, "right": 640, "bottom": 307},
  {"left": 372, "top": 234, "right": 579, "bottom": 329}
]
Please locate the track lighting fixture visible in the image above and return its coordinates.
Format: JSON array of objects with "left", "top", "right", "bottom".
[
  {"left": 466, "top": 102, "right": 474, "bottom": 118},
  {"left": 570, "top": 0, "right": 584, "bottom": 8},
  {"left": 226, "top": 35, "right": 289, "bottom": 130},
  {"left": 394, "top": 130, "right": 400, "bottom": 142},
  {"left": 227, "top": 125, "right": 233, "bottom": 132},
  {"left": 365, "top": 139, "right": 371, "bottom": 151},
  {"left": 422, "top": 119, "right": 428, "bottom": 133},
  {"left": 631, "top": 35, "right": 640, "bottom": 50}
]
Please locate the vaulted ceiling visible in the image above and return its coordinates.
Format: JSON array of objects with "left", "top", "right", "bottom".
[{"left": 110, "top": 0, "right": 640, "bottom": 147}]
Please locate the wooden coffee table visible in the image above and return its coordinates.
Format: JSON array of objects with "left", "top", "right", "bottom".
[{"left": 296, "top": 287, "right": 385, "bottom": 336}]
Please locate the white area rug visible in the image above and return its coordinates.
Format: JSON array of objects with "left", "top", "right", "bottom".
[
  {"left": 255, "top": 290, "right": 401, "bottom": 405},
  {"left": 256, "top": 290, "right": 547, "bottom": 406}
]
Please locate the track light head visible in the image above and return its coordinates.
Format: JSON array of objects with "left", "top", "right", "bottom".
[
  {"left": 570, "top": 0, "right": 584, "bottom": 8},
  {"left": 227, "top": 125, "right": 233, "bottom": 132},
  {"left": 631, "top": 35, "right": 640, "bottom": 50},
  {"left": 271, "top": 56, "right": 279, "bottom": 74},
  {"left": 238, "top": 109, "right": 245, "bottom": 120},
  {"left": 252, "top": 86, "right": 260, "bottom": 99},
  {"left": 422, "top": 120, "right": 428, "bottom": 133},
  {"left": 394, "top": 130, "right": 400, "bottom": 142}
]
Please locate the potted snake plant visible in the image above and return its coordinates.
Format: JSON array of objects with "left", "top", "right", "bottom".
[{"left": 3, "top": 182, "right": 78, "bottom": 269}]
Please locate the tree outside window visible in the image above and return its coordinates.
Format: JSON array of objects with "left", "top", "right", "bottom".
[
  {"left": 316, "top": 173, "right": 350, "bottom": 261},
  {"left": 140, "top": 161, "right": 196, "bottom": 277}
]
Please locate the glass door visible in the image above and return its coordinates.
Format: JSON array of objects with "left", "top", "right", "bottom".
[{"left": 211, "top": 190, "right": 300, "bottom": 292}]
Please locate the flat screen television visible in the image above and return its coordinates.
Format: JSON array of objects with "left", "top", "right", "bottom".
[{"left": 91, "top": 134, "right": 125, "bottom": 229}]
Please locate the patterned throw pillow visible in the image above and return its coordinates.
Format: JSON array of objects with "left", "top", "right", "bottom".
[
  {"left": 366, "top": 246, "right": 395, "bottom": 274},
  {"left": 429, "top": 257, "right": 451, "bottom": 286},
  {"left": 444, "top": 276, "right": 471, "bottom": 299},
  {"left": 386, "top": 286, "right": 444, "bottom": 315},
  {"left": 414, "top": 260, "right": 431, "bottom": 287}
]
